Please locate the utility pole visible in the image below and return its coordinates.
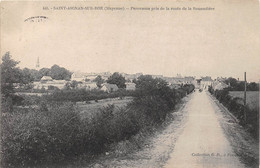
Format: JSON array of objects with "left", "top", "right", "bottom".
[{"left": 244, "top": 72, "right": 247, "bottom": 123}]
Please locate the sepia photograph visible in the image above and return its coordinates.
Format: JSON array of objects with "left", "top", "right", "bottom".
[{"left": 1, "top": 0, "right": 259, "bottom": 167}]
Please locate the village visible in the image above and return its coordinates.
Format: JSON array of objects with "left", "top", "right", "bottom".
[
  {"left": 2, "top": 1, "right": 259, "bottom": 167},
  {"left": 31, "top": 71, "right": 229, "bottom": 93}
]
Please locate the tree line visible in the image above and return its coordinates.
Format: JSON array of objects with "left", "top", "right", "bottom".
[
  {"left": 224, "top": 77, "right": 259, "bottom": 91},
  {"left": 1, "top": 52, "right": 72, "bottom": 94}
]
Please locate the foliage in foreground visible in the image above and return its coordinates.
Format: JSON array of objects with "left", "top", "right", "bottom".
[{"left": 1, "top": 75, "right": 195, "bottom": 167}]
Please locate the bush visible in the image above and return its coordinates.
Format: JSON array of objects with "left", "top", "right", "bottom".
[
  {"left": 44, "top": 89, "right": 136, "bottom": 102},
  {"left": 1, "top": 94, "right": 26, "bottom": 113},
  {"left": 1, "top": 103, "right": 82, "bottom": 167},
  {"left": 1, "top": 96, "right": 14, "bottom": 113},
  {"left": 209, "top": 88, "right": 258, "bottom": 139}
]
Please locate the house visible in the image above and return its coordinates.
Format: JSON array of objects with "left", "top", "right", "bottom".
[
  {"left": 97, "top": 72, "right": 112, "bottom": 80},
  {"left": 200, "top": 76, "right": 213, "bottom": 89},
  {"left": 184, "top": 77, "right": 195, "bottom": 84},
  {"left": 33, "top": 76, "right": 53, "bottom": 89},
  {"left": 85, "top": 83, "right": 98, "bottom": 90},
  {"left": 212, "top": 80, "right": 229, "bottom": 91},
  {"left": 78, "top": 82, "right": 98, "bottom": 90},
  {"left": 41, "top": 76, "right": 53, "bottom": 81},
  {"left": 126, "top": 82, "right": 136, "bottom": 91},
  {"left": 85, "top": 73, "right": 99, "bottom": 81},
  {"left": 121, "top": 73, "right": 142, "bottom": 82},
  {"left": 214, "top": 82, "right": 229, "bottom": 90},
  {"left": 101, "top": 83, "right": 119, "bottom": 93},
  {"left": 33, "top": 79, "right": 67, "bottom": 90},
  {"left": 71, "top": 72, "right": 86, "bottom": 82}
]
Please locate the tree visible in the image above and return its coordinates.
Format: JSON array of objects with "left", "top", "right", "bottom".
[
  {"left": 85, "top": 78, "right": 90, "bottom": 82},
  {"left": 50, "top": 64, "right": 71, "bottom": 80},
  {"left": 135, "top": 75, "right": 169, "bottom": 96},
  {"left": 70, "top": 80, "right": 78, "bottom": 89},
  {"left": 133, "top": 75, "right": 177, "bottom": 123},
  {"left": 107, "top": 72, "right": 126, "bottom": 88},
  {"left": 1, "top": 52, "right": 21, "bottom": 96},
  {"left": 64, "top": 82, "right": 71, "bottom": 90},
  {"left": 224, "top": 77, "right": 238, "bottom": 88},
  {"left": 132, "top": 78, "right": 137, "bottom": 84},
  {"left": 27, "top": 69, "right": 41, "bottom": 81},
  {"left": 20, "top": 68, "right": 34, "bottom": 85},
  {"left": 247, "top": 82, "right": 259, "bottom": 91},
  {"left": 39, "top": 68, "right": 51, "bottom": 77},
  {"left": 93, "top": 75, "right": 105, "bottom": 88}
]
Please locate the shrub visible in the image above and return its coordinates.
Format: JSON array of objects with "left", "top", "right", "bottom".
[
  {"left": 1, "top": 103, "right": 82, "bottom": 167},
  {"left": 43, "top": 89, "right": 136, "bottom": 103},
  {"left": 210, "top": 89, "right": 258, "bottom": 139}
]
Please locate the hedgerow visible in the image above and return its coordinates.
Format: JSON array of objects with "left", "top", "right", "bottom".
[{"left": 208, "top": 86, "right": 258, "bottom": 139}]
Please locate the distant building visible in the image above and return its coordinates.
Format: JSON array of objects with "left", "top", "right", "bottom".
[
  {"left": 184, "top": 77, "right": 195, "bottom": 84},
  {"left": 72, "top": 72, "right": 111, "bottom": 82},
  {"left": 200, "top": 76, "right": 213, "bottom": 89},
  {"left": 164, "top": 76, "right": 195, "bottom": 85},
  {"left": 33, "top": 76, "right": 67, "bottom": 89},
  {"left": 78, "top": 82, "right": 98, "bottom": 90},
  {"left": 98, "top": 72, "right": 112, "bottom": 80},
  {"left": 213, "top": 82, "right": 229, "bottom": 90},
  {"left": 212, "top": 78, "right": 229, "bottom": 91},
  {"left": 216, "top": 77, "right": 227, "bottom": 82},
  {"left": 41, "top": 76, "right": 53, "bottom": 81},
  {"left": 121, "top": 73, "right": 143, "bottom": 82},
  {"left": 101, "top": 83, "right": 119, "bottom": 93},
  {"left": 71, "top": 72, "right": 86, "bottom": 82},
  {"left": 126, "top": 82, "right": 136, "bottom": 91},
  {"left": 85, "top": 73, "right": 98, "bottom": 81},
  {"left": 85, "top": 83, "right": 98, "bottom": 90}
]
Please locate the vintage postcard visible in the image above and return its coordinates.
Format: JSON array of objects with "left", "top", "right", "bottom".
[{"left": 1, "top": 0, "right": 259, "bottom": 168}]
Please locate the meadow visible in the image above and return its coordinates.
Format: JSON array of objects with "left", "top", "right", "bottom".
[{"left": 77, "top": 97, "right": 133, "bottom": 119}]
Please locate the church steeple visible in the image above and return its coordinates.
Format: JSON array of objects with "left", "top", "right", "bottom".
[{"left": 36, "top": 57, "right": 40, "bottom": 70}]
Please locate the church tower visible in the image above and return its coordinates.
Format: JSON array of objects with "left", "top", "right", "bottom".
[{"left": 36, "top": 57, "right": 40, "bottom": 70}]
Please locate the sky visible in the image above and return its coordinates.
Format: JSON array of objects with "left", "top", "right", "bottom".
[{"left": 1, "top": 1, "right": 260, "bottom": 82}]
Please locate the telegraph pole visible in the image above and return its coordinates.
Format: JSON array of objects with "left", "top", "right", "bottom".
[{"left": 244, "top": 72, "right": 247, "bottom": 123}]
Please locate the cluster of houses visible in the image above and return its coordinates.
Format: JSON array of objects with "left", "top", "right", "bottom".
[
  {"left": 211, "top": 77, "right": 229, "bottom": 91},
  {"left": 197, "top": 76, "right": 229, "bottom": 90},
  {"left": 32, "top": 71, "right": 229, "bottom": 93},
  {"left": 33, "top": 72, "right": 138, "bottom": 93}
]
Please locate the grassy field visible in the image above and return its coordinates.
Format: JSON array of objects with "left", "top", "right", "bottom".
[
  {"left": 229, "top": 91, "right": 259, "bottom": 110},
  {"left": 77, "top": 96, "right": 133, "bottom": 119}
]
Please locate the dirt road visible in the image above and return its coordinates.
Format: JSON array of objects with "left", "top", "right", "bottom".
[
  {"left": 89, "top": 90, "right": 258, "bottom": 168},
  {"left": 164, "top": 90, "right": 244, "bottom": 168}
]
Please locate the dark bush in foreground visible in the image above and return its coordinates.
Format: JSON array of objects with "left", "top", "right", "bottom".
[
  {"left": 1, "top": 103, "right": 82, "bottom": 167},
  {"left": 1, "top": 102, "right": 153, "bottom": 167}
]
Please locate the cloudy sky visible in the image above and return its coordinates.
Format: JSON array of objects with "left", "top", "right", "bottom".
[{"left": 1, "top": 1, "right": 260, "bottom": 81}]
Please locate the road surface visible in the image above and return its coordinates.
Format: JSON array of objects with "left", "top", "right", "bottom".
[
  {"left": 89, "top": 90, "right": 258, "bottom": 168},
  {"left": 164, "top": 90, "right": 243, "bottom": 168}
]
